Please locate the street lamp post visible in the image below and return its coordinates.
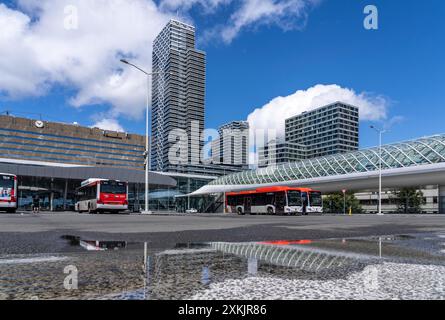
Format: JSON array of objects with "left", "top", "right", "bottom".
[
  {"left": 370, "top": 126, "right": 386, "bottom": 216},
  {"left": 342, "top": 189, "right": 346, "bottom": 215},
  {"left": 120, "top": 59, "right": 171, "bottom": 215}
]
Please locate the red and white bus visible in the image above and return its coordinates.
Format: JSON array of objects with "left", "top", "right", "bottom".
[
  {"left": 75, "top": 179, "right": 128, "bottom": 214},
  {"left": 0, "top": 174, "right": 18, "bottom": 213},
  {"left": 226, "top": 187, "right": 323, "bottom": 216}
]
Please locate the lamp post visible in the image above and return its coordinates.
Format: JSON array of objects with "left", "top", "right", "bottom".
[
  {"left": 120, "top": 59, "right": 171, "bottom": 215},
  {"left": 342, "top": 189, "right": 346, "bottom": 215},
  {"left": 370, "top": 126, "right": 386, "bottom": 216}
]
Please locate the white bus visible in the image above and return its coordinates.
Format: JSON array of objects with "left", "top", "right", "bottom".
[
  {"left": 75, "top": 179, "right": 129, "bottom": 214},
  {"left": 226, "top": 187, "right": 323, "bottom": 216},
  {"left": 0, "top": 174, "right": 18, "bottom": 213}
]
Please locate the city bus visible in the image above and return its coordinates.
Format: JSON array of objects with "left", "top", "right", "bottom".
[
  {"left": 0, "top": 174, "right": 18, "bottom": 213},
  {"left": 226, "top": 187, "right": 323, "bottom": 216},
  {"left": 75, "top": 179, "right": 128, "bottom": 214}
]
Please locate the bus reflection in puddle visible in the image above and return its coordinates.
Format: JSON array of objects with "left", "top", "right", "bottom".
[
  {"left": 62, "top": 235, "right": 127, "bottom": 251},
  {"left": 79, "top": 240, "right": 127, "bottom": 251}
]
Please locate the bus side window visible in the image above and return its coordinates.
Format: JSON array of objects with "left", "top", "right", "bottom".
[
  {"left": 252, "top": 194, "right": 266, "bottom": 206},
  {"left": 90, "top": 186, "right": 96, "bottom": 198},
  {"left": 237, "top": 195, "right": 244, "bottom": 206},
  {"left": 276, "top": 192, "right": 286, "bottom": 207},
  {"left": 266, "top": 193, "right": 274, "bottom": 206},
  {"left": 301, "top": 192, "right": 308, "bottom": 206}
]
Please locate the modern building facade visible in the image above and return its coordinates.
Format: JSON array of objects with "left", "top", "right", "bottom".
[
  {"left": 354, "top": 187, "right": 439, "bottom": 214},
  {"left": 192, "top": 134, "right": 445, "bottom": 213},
  {"left": 212, "top": 121, "right": 249, "bottom": 169},
  {"left": 285, "top": 102, "right": 359, "bottom": 159},
  {"left": 0, "top": 115, "right": 145, "bottom": 169},
  {"left": 258, "top": 140, "right": 306, "bottom": 168},
  {"left": 151, "top": 19, "right": 206, "bottom": 175},
  {"left": 0, "top": 114, "right": 220, "bottom": 212}
]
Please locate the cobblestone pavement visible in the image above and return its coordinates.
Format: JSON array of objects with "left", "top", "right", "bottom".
[{"left": 1, "top": 232, "right": 445, "bottom": 300}]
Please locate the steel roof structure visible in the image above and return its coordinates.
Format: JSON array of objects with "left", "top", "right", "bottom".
[{"left": 191, "top": 134, "right": 445, "bottom": 195}]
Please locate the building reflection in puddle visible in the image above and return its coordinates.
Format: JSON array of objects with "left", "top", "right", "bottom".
[
  {"left": 141, "top": 240, "right": 375, "bottom": 300},
  {"left": 201, "top": 266, "right": 211, "bottom": 285},
  {"left": 17, "top": 234, "right": 439, "bottom": 300},
  {"left": 248, "top": 258, "right": 258, "bottom": 276}
]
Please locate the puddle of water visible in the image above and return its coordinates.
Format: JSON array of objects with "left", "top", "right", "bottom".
[
  {"left": 1, "top": 233, "right": 445, "bottom": 300},
  {"left": 378, "top": 235, "right": 416, "bottom": 241},
  {"left": 61, "top": 235, "right": 136, "bottom": 251}
]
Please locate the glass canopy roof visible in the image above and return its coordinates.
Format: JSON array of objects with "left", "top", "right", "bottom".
[{"left": 209, "top": 134, "right": 445, "bottom": 186}]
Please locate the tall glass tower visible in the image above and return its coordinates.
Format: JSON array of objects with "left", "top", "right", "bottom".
[{"left": 151, "top": 19, "right": 206, "bottom": 173}]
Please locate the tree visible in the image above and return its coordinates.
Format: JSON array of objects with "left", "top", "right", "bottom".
[
  {"left": 393, "top": 188, "right": 425, "bottom": 213},
  {"left": 324, "top": 192, "right": 363, "bottom": 214}
]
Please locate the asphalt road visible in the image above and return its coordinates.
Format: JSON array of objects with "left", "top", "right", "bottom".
[{"left": 1, "top": 211, "right": 445, "bottom": 254}]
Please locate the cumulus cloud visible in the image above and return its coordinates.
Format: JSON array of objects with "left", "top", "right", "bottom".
[
  {"left": 160, "top": 0, "right": 231, "bottom": 12},
  {"left": 91, "top": 118, "right": 125, "bottom": 133},
  {"left": 161, "top": 0, "right": 320, "bottom": 43},
  {"left": 247, "top": 84, "right": 389, "bottom": 139},
  {"left": 0, "top": 0, "right": 322, "bottom": 133},
  {"left": 220, "top": 0, "right": 319, "bottom": 43},
  {"left": 0, "top": 0, "right": 171, "bottom": 122}
]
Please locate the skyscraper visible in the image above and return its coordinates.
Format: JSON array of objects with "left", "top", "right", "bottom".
[
  {"left": 212, "top": 121, "right": 250, "bottom": 169},
  {"left": 258, "top": 102, "right": 359, "bottom": 167},
  {"left": 286, "top": 102, "right": 359, "bottom": 159},
  {"left": 258, "top": 140, "right": 306, "bottom": 168},
  {"left": 151, "top": 19, "right": 206, "bottom": 173}
]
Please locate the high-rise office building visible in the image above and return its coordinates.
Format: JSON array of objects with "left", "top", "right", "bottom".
[
  {"left": 212, "top": 121, "right": 250, "bottom": 169},
  {"left": 285, "top": 102, "right": 359, "bottom": 159},
  {"left": 258, "top": 102, "right": 359, "bottom": 168},
  {"left": 151, "top": 19, "right": 206, "bottom": 174}
]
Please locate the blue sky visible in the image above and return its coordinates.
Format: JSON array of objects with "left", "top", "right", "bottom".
[{"left": 0, "top": 0, "right": 444, "bottom": 150}]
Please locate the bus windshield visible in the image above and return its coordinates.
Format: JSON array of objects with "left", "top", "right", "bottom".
[
  {"left": 0, "top": 176, "right": 14, "bottom": 189},
  {"left": 287, "top": 190, "right": 302, "bottom": 206},
  {"left": 310, "top": 192, "right": 323, "bottom": 207},
  {"left": 100, "top": 181, "right": 126, "bottom": 194}
]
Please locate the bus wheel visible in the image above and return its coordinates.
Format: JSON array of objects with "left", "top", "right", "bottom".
[
  {"left": 7, "top": 209, "right": 16, "bottom": 214},
  {"left": 267, "top": 207, "right": 274, "bottom": 215},
  {"left": 237, "top": 208, "right": 244, "bottom": 215}
]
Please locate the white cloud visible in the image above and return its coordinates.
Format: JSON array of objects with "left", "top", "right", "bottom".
[
  {"left": 221, "top": 0, "right": 319, "bottom": 43},
  {"left": 91, "top": 118, "right": 125, "bottom": 132},
  {"left": 0, "top": 0, "right": 322, "bottom": 132},
  {"left": 0, "top": 0, "right": 171, "bottom": 122},
  {"left": 160, "top": 0, "right": 231, "bottom": 12},
  {"left": 160, "top": 0, "right": 320, "bottom": 44},
  {"left": 247, "top": 84, "right": 389, "bottom": 139}
]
